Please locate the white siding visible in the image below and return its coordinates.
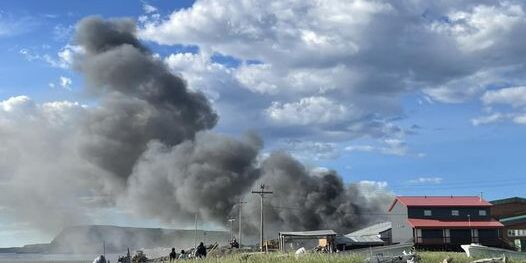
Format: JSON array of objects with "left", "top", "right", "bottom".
[{"left": 389, "top": 201, "right": 413, "bottom": 244}]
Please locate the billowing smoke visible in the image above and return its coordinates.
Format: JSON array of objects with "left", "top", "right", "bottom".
[
  {"left": 0, "top": 17, "right": 392, "bottom": 243},
  {"left": 76, "top": 17, "right": 217, "bottom": 181}
]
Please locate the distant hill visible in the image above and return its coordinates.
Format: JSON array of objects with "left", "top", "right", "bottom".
[{"left": 0, "top": 225, "right": 230, "bottom": 254}]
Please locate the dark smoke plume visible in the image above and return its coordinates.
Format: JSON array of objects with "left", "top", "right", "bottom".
[
  {"left": 75, "top": 17, "right": 217, "bottom": 180},
  {"left": 0, "top": 17, "right": 392, "bottom": 242}
]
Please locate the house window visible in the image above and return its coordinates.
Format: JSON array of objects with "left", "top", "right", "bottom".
[
  {"left": 509, "top": 229, "right": 526, "bottom": 237},
  {"left": 424, "top": 210, "right": 432, "bottom": 216},
  {"left": 479, "top": 210, "right": 487, "bottom": 216},
  {"left": 452, "top": 210, "right": 459, "bottom": 216}
]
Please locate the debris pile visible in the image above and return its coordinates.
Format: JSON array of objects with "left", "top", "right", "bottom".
[{"left": 131, "top": 250, "right": 148, "bottom": 263}]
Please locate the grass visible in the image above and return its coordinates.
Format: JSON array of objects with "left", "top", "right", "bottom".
[
  {"left": 2, "top": 251, "right": 525, "bottom": 263},
  {"left": 180, "top": 251, "right": 526, "bottom": 263}
]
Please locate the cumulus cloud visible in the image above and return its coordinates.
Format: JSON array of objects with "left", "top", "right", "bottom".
[
  {"left": 59, "top": 76, "right": 72, "bottom": 90},
  {"left": 136, "top": 0, "right": 526, "bottom": 140},
  {"left": 429, "top": 2, "right": 525, "bottom": 52},
  {"left": 482, "top": 86, "right": 526, "bottom": 107},
  {"left": 265, "top": 96, "right": 351, "bottom": 126}
]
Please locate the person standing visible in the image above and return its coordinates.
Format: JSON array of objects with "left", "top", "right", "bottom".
[
  {"left": 169, "top": 248, "right": 177, "bottom": 262},
  {"left": 195, "top": 242, "right": 207, "bottom": 258}
]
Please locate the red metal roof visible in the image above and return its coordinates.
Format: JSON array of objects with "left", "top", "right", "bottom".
[
  {"left": 407, "top": 218, "right": 504, "bottom": 229},
  {"left": 388, "top": 196, "right": 492, "bottom": 211}
]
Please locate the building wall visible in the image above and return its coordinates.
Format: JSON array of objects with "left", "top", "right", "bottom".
[
  {"left": 408, "top": 207, "right": 491, "bottom": 220},
  {"left": 390, "top": 202, "right": 413, "bottom": 244},
  {"left": 491, "top": 201, "right": 526, "bottom": 220},
  {"left": 503, "top": 222, "right": 526, "bottom": 249}
]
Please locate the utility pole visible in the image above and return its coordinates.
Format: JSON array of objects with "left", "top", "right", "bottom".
[
  {"left": 228, "top": 218, "right": 236, "bottom": 241},
  {"left": 251, "top": 184, "right": 273, "bottom": 252},
  {"left": 236, "top": 200, "right": 247, "bottom": 246},
  {"left": 194, "top": 213, "right": 198, "bottom": 248}
]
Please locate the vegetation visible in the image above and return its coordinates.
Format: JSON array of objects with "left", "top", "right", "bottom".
[
  {"left": 6, "top": 251, "right": 526, "bottom": 263},
  {"left": 188, "top": 251, "right": 526, "bottom": 263}
]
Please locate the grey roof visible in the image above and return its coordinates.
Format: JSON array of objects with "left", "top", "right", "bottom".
[
  {"left": 500, "top": 214, "right": 526, "bottom": 225},
  {"left": 348, "top": 235, "right": 385, "bottom": 244},
  {"left": 335, "top": 235, "right": 384, "bottom": 245},
  {"left": 491, "top": 197, "right": 526, "bottom": 205},
  {"left": 346, "top": 222, "right": 391, "bottom": 237},
  {"left": 279, "top": 230, "right": 337, "bottom": 237}
]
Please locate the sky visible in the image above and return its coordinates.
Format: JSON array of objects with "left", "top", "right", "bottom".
[{"left": 1, "top": 0, "right": 526, "bottom": 247}]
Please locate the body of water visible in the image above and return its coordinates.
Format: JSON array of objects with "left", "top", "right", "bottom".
[{"left": 0, "top": 253, "right": 123, "bottom": 263}]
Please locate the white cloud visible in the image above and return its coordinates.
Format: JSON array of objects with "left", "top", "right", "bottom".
[
  {"left": 139, "top": 0, "right": 526, "bottom": 142},
  {"left": 357, "top": 180, "right": 388, "bottom": 189},
  {"left": 345, "top": 145, "right": 375, "bottom": 153},
  {"left": 53, "top": 24, "right": 74, "bottom": 41},
  {"left": 345, "top": 137, "right": 426, "bottom": 157},
  {"left": 482, "top": 86, "right": 526, "bottom": 107},
  {"left": 142, "top": 2, "right": 158, "bottom": 14},
  {"left": 430, "top": 2, "right": 525, "bottom": 52},
  {"left": 471, "top": 112, "right": 507, "bottom": 126},
  {"left": 59, "top": 76, "right": 72, "bottom": 90},
  {"left": 0, "top": 96, "right": 32, "bottom": 113},
  {"left": 278, "top": 139, "right": 339, "bottom": 160},
  {"left": 408, "top": 177, "right": 443, "bottom": 185},
  {"left": 234, "top": 64, "right": 278, "bottom": 94},
  {"left": 164, "top": 52, "right": 233, "bottom": 100},
  {"left": 345, "top": 138, "right": 408, "bottom": 156},
  {"left": 0, "top": 12, "right": 37, "bottom": 37},
  {"left": 265, "top": 96, "right": 350, "bottom": 126},
  {"left": 472, "top": 112, "right": 526, "bottom": 126},
  {"left": 19, "top": 45, "right": 83, "bottom": 69}
]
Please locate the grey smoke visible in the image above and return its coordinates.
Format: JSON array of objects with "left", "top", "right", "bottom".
[
  {"left": 76, "top": 17, "right": 217, "bottom": 180},
  {"left": 0, "top": 17, "right": 392, "bottom": 243}
]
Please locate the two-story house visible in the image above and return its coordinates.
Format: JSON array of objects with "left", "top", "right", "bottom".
[{"left": 389, "top": 196, "right": 504, "bottom": 250}]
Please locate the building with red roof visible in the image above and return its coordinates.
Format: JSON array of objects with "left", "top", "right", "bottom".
[{"left": 389, "top": 196, "right": 504, "bottom": 250}]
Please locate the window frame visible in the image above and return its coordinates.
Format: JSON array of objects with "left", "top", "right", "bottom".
[{"left": 424, "top": 210, "right": 432, "bottom": 216}]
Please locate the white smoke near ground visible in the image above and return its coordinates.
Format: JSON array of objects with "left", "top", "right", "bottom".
[{"left": 0, "top": 17, "right": 393, "bottom": 245}]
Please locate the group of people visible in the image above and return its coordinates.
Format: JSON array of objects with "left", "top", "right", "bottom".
[{"left": 168, "top": 242, "right": 207, "bottom": 262}]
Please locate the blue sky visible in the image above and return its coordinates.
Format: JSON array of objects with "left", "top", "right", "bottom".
[{"left": 1, "top": 0, "right": 526, "bottom": 247}]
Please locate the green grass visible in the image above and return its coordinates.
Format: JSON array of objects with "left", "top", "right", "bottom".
[
  {"left": 174, "top": 251, "right": 526, "bottom": 263},
  {"left": 5, "top": 251, "right": 522, "bottom": 263}
]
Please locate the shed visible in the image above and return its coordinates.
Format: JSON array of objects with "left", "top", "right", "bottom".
[{"left": 278, "top": 230, "right": 337, "bottom": 252}]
